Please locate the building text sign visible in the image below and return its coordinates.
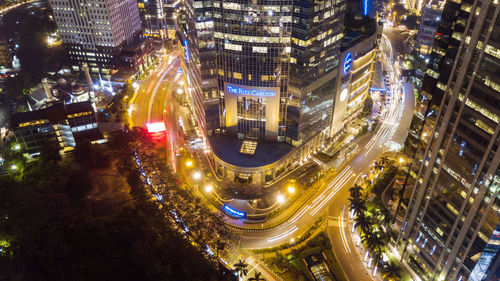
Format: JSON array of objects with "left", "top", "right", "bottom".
[{"left": 227, "top": 85, "right": 275, "bottom": 97}]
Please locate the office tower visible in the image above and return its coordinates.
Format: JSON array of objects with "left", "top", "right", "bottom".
[
  {"left": 180, "top": 0, "right": 383, "bottom": 186},
  {"left": 137, "top": 0, "right": 179, "bottom": 41},
  {"left": 48, "top": 0, "right": 142, "bottom": 73},
  {"left": 415, "top": 0, "right": 445, "bottom": 56},
  {"left": 137, "top": 0, "right": 179, "bottom": 40},
  {"left": 398, "top": 0, "right": 500, "bottom": 279},
  {"left": 207, "top": 0, "right": 346, "bottom": 144},
  {"left": 138, "top": 0, "right": 167, "bottom": 40}
]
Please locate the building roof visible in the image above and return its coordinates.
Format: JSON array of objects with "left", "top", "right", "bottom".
[
  {"left": 209, "top": 135, "right": 293, "bottom": 168},
  {"left": 10, "top": 101, "right": 94, "bottom": 127}
]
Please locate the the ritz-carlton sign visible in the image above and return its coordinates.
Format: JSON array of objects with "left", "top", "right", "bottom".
[{"left": 227, "top": 85, "right": 276, "bottom": 97}]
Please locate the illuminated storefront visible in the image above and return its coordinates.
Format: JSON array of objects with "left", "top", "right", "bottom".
[{"left": 331, "top": 30, "right": 378, "bottom": 135}]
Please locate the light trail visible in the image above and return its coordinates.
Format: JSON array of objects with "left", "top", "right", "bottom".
[
  {"left": 267, "top": 226, "right": 299, "bottom": 243},
  {"left": 339, "top": 205, "right": 351, "bottom": 253},
  {"left": 147, "top": 58, "right": 179, "bottom": 123},
  {"left": 309, "top": 167, "right": 354, "bottom": 216}
]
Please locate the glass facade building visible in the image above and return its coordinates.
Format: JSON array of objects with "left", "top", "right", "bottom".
[
  {"left": 193, "top": 0, "right": 346, "bottom": 144},
  {"left": 398, "top": 0, "right": 500, "bottom": 279}
]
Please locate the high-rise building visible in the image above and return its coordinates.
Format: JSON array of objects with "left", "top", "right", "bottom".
[
  {"left": 48, "top": 0, "right": 142, "bottom": 73},
  {"left": 137, "top": 0, "right": 179, "bottom": 41},
  {"left": 415, "top": 0, "right": 444, "bottom": 56},
  {"left": 180, "top": 0, "right": 380, "bottom": 186},
  {"left": 137, "top": 0, "right": 168, "bottom": 40},
  {"left": 398, "top": 0, "right": 500, "bottom": 279}
]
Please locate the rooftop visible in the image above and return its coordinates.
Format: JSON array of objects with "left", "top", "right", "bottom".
[
  {"left": 209, "top": 135, "right": 293, "bottom": 168},
  {"left": 10, "top": 101, "right": 94, "bottom": 127}
]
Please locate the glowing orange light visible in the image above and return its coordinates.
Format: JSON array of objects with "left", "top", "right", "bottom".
[{"left": 146, "top": 122, "right": 166, "bottom": 133}]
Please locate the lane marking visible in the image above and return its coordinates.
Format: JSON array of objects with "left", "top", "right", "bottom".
[{"left": 339, "top": 205, "right": 351, "bottom": 253}]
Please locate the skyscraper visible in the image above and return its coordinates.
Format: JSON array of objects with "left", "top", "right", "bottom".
[
  {"left": 415, "top": 0, "right": 444, "bottom": 56},
  {"left": 138, "top": 0, "right": 167, "bottom": 40},
  {"left": 398, "top": 0, "right": 500, "bottom": 279},
  {"left": 49, "top": 0, "right": 142, "bottom": 73},
  {"left": 180, "top": 0, "right": 380, "bottom": 186},
  {"left": 137, "top": 0, "right": 179, "bottom": 41}
]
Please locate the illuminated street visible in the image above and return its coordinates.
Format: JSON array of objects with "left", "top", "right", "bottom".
[{"left": 128, "top": 21, "right": 412, "bottom": 280}]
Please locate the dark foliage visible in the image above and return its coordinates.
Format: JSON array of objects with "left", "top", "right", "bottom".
[{"left": 0, "top": 135, "right": 227, "bottom": 281}]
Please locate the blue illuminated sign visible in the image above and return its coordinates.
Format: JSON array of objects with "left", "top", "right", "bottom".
[
  {"left": 224, "top": 205, "right": 246, "bottom": 218},
  {"left": 363, "top": 0, "right": 369, "bottom": 16},
  {"left": 183, "top": 40, "right": 189, "bottom": 61},
  {"left": 343, "top": 52, "right": 352, "bottom": 74},
  {"left": 227, "top": 85, "right": 275, "bottom": 97},
  {"left": 370, "top": 88, "right": 387, "bottom": 92}
]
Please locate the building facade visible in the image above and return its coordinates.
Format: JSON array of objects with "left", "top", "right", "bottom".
[
  {"left": 137, "top": 0, "right": 179, "bottom": 41},
  {"left": 332, "top": 25, "right": 378, "bottom": 134},
  {"left": 415, "top": 1, "right": 444, "bottom": 56},
  {"left": 398, "top": 0, "right": 500, "bottom": 279},
  {"left": 48, "top": 0, "right": 142, "bottom": 73},
  {"left": 181, "top": 5, "right": 378, "bottom": 185},
  {"left": 10, "top": 101, "right": 102, "bottom": 154},
  {"left": 179, "top": 0, "right": 353, "bottom": 186}
]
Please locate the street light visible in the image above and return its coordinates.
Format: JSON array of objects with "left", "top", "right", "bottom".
[
  {"left": 13, "top": 144, "right": 20, "bottom": 151},
  {"left": 185, "top": 160, "right": 193, "bottom": 167},
  {"left": 288, "top": 186, "right": 295, "bottom": 194},
  {"left": 192, "top": 171, "right": 202, "bottom": 180},
  {"left": 277, "top": 194, "right": 285, "bottom": 203},
  {"left": 205, "top": 184, "right": 213, "bottom": 193},
  {"left": 11, "top": 164, "right": 17, "bottom": 170},
  {"left": 399, "top": 157, "right": 404, "bottom": 164}
]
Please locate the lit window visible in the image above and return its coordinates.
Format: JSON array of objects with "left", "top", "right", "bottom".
[
  {"left": 233, "top": 72, "right": 242, "bottom": 79},
  {"left": 224, "top": 43, "right": 242, "bottom": 51},
  {"left": 252, "top": 46, "right": 267, "bottom": 53}
]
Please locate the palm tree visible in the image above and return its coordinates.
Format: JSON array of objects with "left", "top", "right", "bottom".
[
  {"left": 349, "top": 184, "right": 363, "bottom": 199},
  {"left": 383, "top": 260, "right": 402, "bottom": 281},
  {"left": 233, "top": 259, "right": 249, "bottom": 280},
  {"left": 361, "top": 231, "right": 384, "bottom": 253},
  {"left": 349, "top": 197, "right": 367, "bottom": 217},
  {"left": 355, "top": 211, "right": 373, "bottom": 235},
  {"left": 374, "top": 161, "right": 384, "bottom": 173},
  {"left": 249, "top": 271, "right": 266, "bottom": 281},
  {"left": 379, "top": 156, "right": 389, "bottom": 167},
  {"left": 379, "top": 207, "right": 393, "bottom": 230}
]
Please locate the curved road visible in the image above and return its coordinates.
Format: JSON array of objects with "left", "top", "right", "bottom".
[{"left": 131, "top": 25, "right": 409, "bottom": 281}]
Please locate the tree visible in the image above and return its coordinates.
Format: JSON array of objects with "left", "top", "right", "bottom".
[
  {"left": 349, "top": 184, "right": 363, "bottom": 199},
  {"left": 379, "top": 207, "right": 393, "bottom": 230},
  {"left": 233, "top": 259, "right": 249, "bottom": 280},
  {"left": 249, "top": 271, "right": 266, "bottom": 281},
  {"left": 383, "top": 260, "right": 402, "bottom": 281},
  {"left": 373, "top": 161, "right": 384, "bottom": 173},
  {"left": 362, "top": 229, "right": 387, "bottom": 255},
  {"left": 349, "top": 197, "right": 367, "bottom": 217},
  {"left": 379, "top": 156, "right": 389, "bottom": 167},
  {"left": 355, "top": 211, "right": 373, "bottom": 236}
]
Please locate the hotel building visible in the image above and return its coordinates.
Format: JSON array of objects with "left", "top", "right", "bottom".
[
  {"left": 180, "top": 0, "right": 379, "bottom": 185},
  {"left": 48, "top": 0, "right": 142, "bottom": 73},
  {"left": 398, "top": 0, "right": 500, "bottom": 279}
]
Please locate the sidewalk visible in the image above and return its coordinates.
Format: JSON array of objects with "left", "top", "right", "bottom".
[{"left": 346, "top": 216, "right": 385, "bottom": 281}]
